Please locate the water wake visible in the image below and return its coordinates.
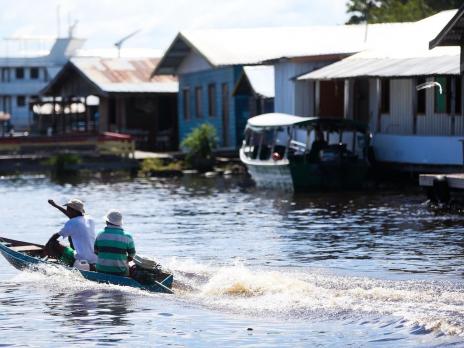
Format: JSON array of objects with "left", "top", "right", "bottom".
[
  {"left": 6, "top": 260, "right": 464, "bottom": 337},
  {"left": 166, "top": 258, "right": 464, "bottom": 337}
]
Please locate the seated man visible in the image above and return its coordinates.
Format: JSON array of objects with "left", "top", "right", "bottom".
[
  {"left": 308, "top": 129, "right": 328, "bottom": 162},
  {"left": 45, "top": 198, "right": 97, "bottom": 268},
  {"left": 94, "top": 210, "right": 136, "bottom": 277}
]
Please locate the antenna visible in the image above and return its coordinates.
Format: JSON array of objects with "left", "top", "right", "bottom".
[
  {"left": 114, "top": 29, "right": 140, "bottom": 58},
  {"left": 57, "top": 5, "right": 61, "bottom": 38},
  {"left": 68, "top": 20, "right": 79, "bottom": 38}
]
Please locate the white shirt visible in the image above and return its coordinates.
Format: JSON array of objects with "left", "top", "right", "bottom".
[{"left": 59, "top": 215, "right": 97, "bottom": 264}]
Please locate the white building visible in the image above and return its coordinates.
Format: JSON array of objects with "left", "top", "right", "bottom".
[
  {"left": 0, "top": 37, "right": 85, "bottom": 131},
  {"left": 298, "top": 10, "right": 462, "bottom": 171}
]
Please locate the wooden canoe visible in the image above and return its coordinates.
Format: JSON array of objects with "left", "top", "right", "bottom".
[{"left": 0, "top": 237, "right": 173, "bottom": 294}]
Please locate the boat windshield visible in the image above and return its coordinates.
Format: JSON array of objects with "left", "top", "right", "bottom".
[
  {"left": 243, "top": 123, "right": 368, "bottom": 162},
  {"left": 294, "top": 125, "right": 368, "bottom": 163},
  {"left": 243, "top": 127, "right": 290, "bottom": 161}
]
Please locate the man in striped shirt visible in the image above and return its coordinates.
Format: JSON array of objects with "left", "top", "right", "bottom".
[{"left": 94, "top": 210, "right": 136, "bottom": 276}]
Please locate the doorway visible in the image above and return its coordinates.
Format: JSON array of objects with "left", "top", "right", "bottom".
[{"left": 353, "top": 79, "right": 370, "bottom": 124}]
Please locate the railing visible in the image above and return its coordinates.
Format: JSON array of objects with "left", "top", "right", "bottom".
[{"left": 0, "top": 132, "right": 135, "bottom": 158}]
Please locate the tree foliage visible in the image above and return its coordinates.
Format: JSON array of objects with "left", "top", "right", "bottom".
[
  {"left": 181, "top": 123, "right": 217, "bottom": 171},
  {"left": 346, "top": 0, "right": 462, "bottom": 24}
]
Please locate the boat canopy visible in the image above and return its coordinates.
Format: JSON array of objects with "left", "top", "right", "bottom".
[
  {"left": 247, "top": 113, "right": 312, "bottom": 129},
  {"left": 246, "top": 113, "right": 368, "bottom": 132}
]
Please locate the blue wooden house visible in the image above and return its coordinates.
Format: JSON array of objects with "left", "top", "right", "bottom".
[{"left": 153, "top": 30, "right": 277, "bottom": 149}]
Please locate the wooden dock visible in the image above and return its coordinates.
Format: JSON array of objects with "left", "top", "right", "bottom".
[{"left": 419, "top": 173, "right": 464, "bottom": 190}]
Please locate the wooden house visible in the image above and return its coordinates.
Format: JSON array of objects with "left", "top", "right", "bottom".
[
  {"left": 232, "top": 65, "right": 275, "bottom": 138},
  {"left": 298, "top": 11, "right": 462, "bottom": 171},
  {"left": 153, "top": 30, "right": 279, "bottom": 149},
  {"left": 153, "top": 25, "right": 405, "bottom": 150},
  {"left": 40, "top": 57, "right": 179, "bottom": 150}
]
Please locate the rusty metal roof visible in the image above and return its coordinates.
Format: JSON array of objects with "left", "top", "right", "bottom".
[{"left": 70, "top": 57, "right": 178, "bottom": 93}]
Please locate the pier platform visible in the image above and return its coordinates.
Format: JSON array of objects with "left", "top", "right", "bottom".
[{"left": 419, "top": 173, "right": 464, "bottom": 189}]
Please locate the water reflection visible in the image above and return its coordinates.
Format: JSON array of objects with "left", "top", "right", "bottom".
[
  {"left": 2, "top": 176, "right": 464, "bottom": 346},
  {"left": 45, "top": 290, "right": 133, "bottom": 328}
]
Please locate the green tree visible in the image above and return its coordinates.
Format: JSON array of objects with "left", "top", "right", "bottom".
[
  {"left": 181, "top": 124, "right": 217, "bottom": 171},
  {"left": 346, "top": 0, "right": 461, "bottom": 24}
]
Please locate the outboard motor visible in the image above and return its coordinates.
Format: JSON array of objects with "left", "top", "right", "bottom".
[{"left": 130, "top": 254, "right": 169, "bottom": 285}]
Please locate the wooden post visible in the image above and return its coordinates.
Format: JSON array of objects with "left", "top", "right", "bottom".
[
  {"left": 120, "top": 96, "right": 127, "bottom": 131},
  {"left": 344, "top": 79, "right": 351, "bottom": 120},
  {"left": 412, "top": 78, "right": 418, "bottom": 135},
  {"left": 98, "top": 97, "right": 109, "bottom": 133},
  {"left": 315, "top": 80, "right": 320, "bottom": 116},
  {"left": 376, "top": 78, "right": 382, "bottom": 133},
  {"left": 451, "top": 77, "right": 456, "bottom": 136},
  {"left": 52, "top": 96, "right": 56, "bottom": 135},
  {"left": 61, "top": 98, "right": 66, "bottom": 134},
  {"left": 85, "top": 97, "right": 90, "bottom": 133}
]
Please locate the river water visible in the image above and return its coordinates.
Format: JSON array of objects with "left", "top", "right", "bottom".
[{"left": 1, "top": 175, "right": 464, "bottom": 347}]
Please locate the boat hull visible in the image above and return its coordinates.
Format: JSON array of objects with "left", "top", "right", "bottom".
[
  {"left": 240, "top": 149, "right": 293, "bottom": 190},
  {"left": 289, "top": 158, "right": 369, "bottom": 192},
  {"left": 0, "top": 238, "right": 173, "bottom": 294},
  {"left": 246, "top": 162, "right": 293, "bottom": 190}
]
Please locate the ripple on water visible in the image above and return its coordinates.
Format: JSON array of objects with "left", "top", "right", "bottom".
[{"left": 0, "top": 177, "right": 464, "bottom": 346}]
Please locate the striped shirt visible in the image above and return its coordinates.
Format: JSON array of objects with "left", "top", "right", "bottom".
[{"left": 94, "top": 226, "right": 136, "bottom": 276}]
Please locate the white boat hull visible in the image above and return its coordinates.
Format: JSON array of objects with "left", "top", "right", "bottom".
[{"left": 240, "top": 149, "right": 293, "bottom": 190}]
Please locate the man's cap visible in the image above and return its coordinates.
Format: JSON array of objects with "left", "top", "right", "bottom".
[
  {"left": 63, "top": 199, "right": 85, "bottom": 214},
  {"left": 104, "top": 209, "right": 123, "bottom": 227}
]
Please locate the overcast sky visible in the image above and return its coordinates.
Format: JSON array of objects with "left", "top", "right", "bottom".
[{"left": 0, "top": 0, "right": 348, "bottom": 53}]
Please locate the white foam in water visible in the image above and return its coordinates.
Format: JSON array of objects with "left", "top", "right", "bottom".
[
  {"left": 8, "top": 259, "right": 464, "bottom": 337},
  {"left": 166, "top": 258, "right": 464, "bottom": 337},
  {"left": 9, "top": 264, "right": 154, "bottom": 298}
]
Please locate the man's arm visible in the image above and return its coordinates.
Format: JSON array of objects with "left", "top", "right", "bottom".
[
  {"left": 94, "top": 238, "right": 99, "bottom": 255},
  {"left": 48, "top": 199, "right": 71, "bottom": 218},
  {"left": 127, "top": 236, "right": 136, "bottom": 262},
  {"left": 42, "top": 233, "right": 61, "bottom": 257}
]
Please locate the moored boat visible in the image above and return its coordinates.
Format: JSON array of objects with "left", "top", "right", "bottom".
[
  {"left": 240, "top": 113, "right": 370, "bottom": 191},
  {"left": 0, "top": 237, "right": 173, "bottom": 294}
]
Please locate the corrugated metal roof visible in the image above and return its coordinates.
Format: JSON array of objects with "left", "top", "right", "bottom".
[
  {"left": 299, "top": 10, "right": 461, "bottom": 80},
  {"left": 243, "top": 65, "right": 274, "bottom": 98},
  {"left": 299, "top": 54, "right": 459, "bottom": 80},
  {"left": 155, "top": 10, "right": 457, "bottom": 75},
  {"left": 156, "top": 23, "right": 416, "bottom": 74},
  {"left": 70, "top": 57, "right": 178, "bottom": 93}
]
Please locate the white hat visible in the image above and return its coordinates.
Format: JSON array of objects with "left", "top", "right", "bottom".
[
  {"left": 104, "top": 209, "right": 123, "bottom": 227},
  {"left": 64, "top": 199, "right": 85, "bottom": 214}
]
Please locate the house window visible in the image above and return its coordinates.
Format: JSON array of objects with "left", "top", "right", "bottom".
[
  {"left": 434, "top": 76, "right": 451, "bottom": 114},
  {"left": 1, "top": 68, "right": 9, "bottom": 82},
  {"left": 183, "top": 88, "right": 190, "bottom": 120},
  {"left": 15, "top": 68, "right": 24, "bottom": 80},
  {"left": 30, "top": 67, "right": 39, "bottom": 79},
  {"left": 17, "top": 96, "right": 26, "bottom": 107},
  {"left": 380, "top": 79, "right": 390, "bottom": 114},
  {"left": 195, "top": 86, "right": 203, "bottom": 118},
  {"left": 208, "top": 84, "right": 216, "bottom": 117},
  {"left": 417, "top": 77, "right": 426, "bottom": 115}
]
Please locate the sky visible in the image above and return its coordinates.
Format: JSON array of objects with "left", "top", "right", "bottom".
[{"left": 0, "top": 0, "right": 349, "bottom": 54}]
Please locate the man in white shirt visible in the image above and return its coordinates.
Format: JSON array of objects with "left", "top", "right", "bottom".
[{"left": 44, "top": 198, "right": 97, "bottom": 267}]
